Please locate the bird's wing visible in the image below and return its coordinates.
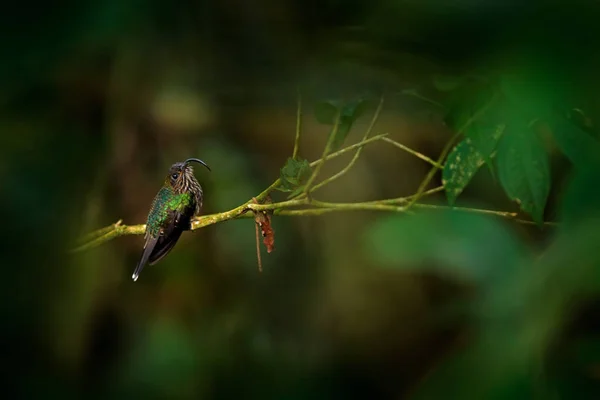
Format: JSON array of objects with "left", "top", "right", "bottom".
[
  {"left": 131, "top": 189, "right": 168, "bottom": 281},
  {"left": 147, "top": 209, "right": 192, "bottom": 266}
]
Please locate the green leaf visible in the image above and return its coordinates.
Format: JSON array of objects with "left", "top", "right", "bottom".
[
  {"left": 314, "top": 101, "right": 340, "bottom": 125},
  {"left": 443, "top": 140, "right": 486, "bottom": 205},
  {"left": 340, "top": 97, "right": 368, "bottom": 120},
  {"left": 496, "top": 126, "right": 550, "bottom": 224},
  {"left": 365, "top": 211, "right": 525, "bottom": 285},
  {"left": 443, "top": 80, "right": 496, "bottom": 133},
  {"left": 499, "top": 64, "right": 570, "bottom": 120},
  {"left": 314, "top": 98, "right": 367, "bottom": 150},
  {"left": 443, "top": 125, "right": 504, "bottom": 205},
  {"left": 337, "top": 98, "right": 367, "bottom": 149},
  {"left": 559, "top": 166, "right": 600, "bottom": 227},
  {"left": 277, "top": 157, "right": 311, "bottom": 192},
  {"left": 432, "top": 74, "right": 464, "bottom": 92},
  {"left": 469, "top": 123, "right": 505, "bottom": 182},
  {"left": 466, "top": 123, "right": 505, "bottom": 160},
  {"left": 332, "top": 121, "right": 353, "bottom": 152},
  {"left": 550, "top": 114, "right": 600, "bottom": 167}
]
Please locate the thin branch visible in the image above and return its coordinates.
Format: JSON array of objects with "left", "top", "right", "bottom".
[
  {"left": 78, "top": 219, "right": 122, "bottom": 244},
  {"left": 71, "top": 222, "right": 144, "bottom": 253},
  {"left": 248, "top": 199, "right": 306, "bottom": 211},
  {"left": 302, "top": 112, "right": 342, "bottom": 195},
  {"left": 73, "top": 193, "right": 558, "bottom": 252},
  {"left": 405, "top": 133, "right": 459, "bottom": 209},
  {"left": 190, "top": 205, "right": 249, "bottom": 229},
  {"left": 412, "top": 203, "right": 559, "bottom": 227},
  {"left": 254, "top": 132, "right": 388, "bottom": 202},
  {"left": 374, "top": 186, "right": 445, "bottom": 205},
  {"left": 313, "top": 134, "right": 387, "bottom": 166},
  {"left": 276, "top": 203, "right": 558, "bottom": 227},
  {"left": 310, "top": 95, "right": 385, "bottom": 194},
  {"left": 292, "top": 88, "right": 302, "bottom": 160},
  {"left": 310, "top": 199, "right": 406, "bottom": 212},
  {"left": 381, "top": 137, "right": 442, "bottom": 168}
]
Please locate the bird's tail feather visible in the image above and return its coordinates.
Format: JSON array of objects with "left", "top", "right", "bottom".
[{"left": 132, "top": 237, "right": 158, "bottom": 282}]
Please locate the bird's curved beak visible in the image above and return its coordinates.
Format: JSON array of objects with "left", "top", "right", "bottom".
[{"left": 184, "top": 158, "right": 211, "bottom": 172}]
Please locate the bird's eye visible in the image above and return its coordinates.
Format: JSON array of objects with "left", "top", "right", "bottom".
[{"left": 171, "top": 173, "right": 179, "bottom": 180}]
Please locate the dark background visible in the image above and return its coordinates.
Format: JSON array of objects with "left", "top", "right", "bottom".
[{"left": 3, "top": 1, "right": 600, "bottom": 398}]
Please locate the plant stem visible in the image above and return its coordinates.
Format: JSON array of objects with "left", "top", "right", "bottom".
[
  {"left": 292, "top": 88, "right": 302, "bottom": 159},
  {"left": 302, "top": 112, "right": 342, "bottom": 195},
  {"left": 74, "top": 194, "right": 557, "bottom": 252},
  {"left": 310, "top": 95, "right": 385, "bottom": 194},
  {"left": 381, "top": 137, "right": 442, "bottom": 168},
  {"left": 365, "top": 186, "right": 445, "bottom": 205},
  {"left": 254, "top": 133, "right": 388, "bottom": 202}
]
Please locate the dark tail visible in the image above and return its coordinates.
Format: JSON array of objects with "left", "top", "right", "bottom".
[{"left": 132, "top": 237, "right": 158, "bottom": 282}]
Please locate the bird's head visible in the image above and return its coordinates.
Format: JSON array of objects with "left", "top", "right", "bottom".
[{"left": 165, "top": 158, "right": 211, "bottom": 193}]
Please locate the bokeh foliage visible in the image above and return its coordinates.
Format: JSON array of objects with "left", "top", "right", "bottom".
[{"left": 3, "top": 0, "right": 600, "bottom": 399}]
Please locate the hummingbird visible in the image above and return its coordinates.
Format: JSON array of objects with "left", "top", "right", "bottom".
[{"left": 132, "top": 158, "right": 211, "bottom": 282}]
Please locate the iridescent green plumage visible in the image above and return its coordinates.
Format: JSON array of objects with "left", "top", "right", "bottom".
[
  {"left": 132, "top": 158, "right": 210, "bottom": 282},
  {"left": 146, "top": 189, "right": 193, "bottom": 237}
]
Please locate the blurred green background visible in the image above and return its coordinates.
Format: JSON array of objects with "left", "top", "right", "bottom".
[{"left": 3, "top": 0, "right": 600, "bottom": 399}]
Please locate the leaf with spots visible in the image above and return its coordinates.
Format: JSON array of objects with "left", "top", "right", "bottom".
[
  {"left": 443, "top": 125, "right": 503, "bottom": 205},
  {"left": 466, "top": 123, "right": 505, "bottom": 163},
  {"left": 443, "top": 140, "right": 485, "bottom": 205},
  {"left": 496, "top": 125, "right": 550, "bottom": 225}
]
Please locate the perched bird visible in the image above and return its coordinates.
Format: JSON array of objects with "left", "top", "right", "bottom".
[{"left": 132, "top": 158, "right": 211, "bottom": 281}]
